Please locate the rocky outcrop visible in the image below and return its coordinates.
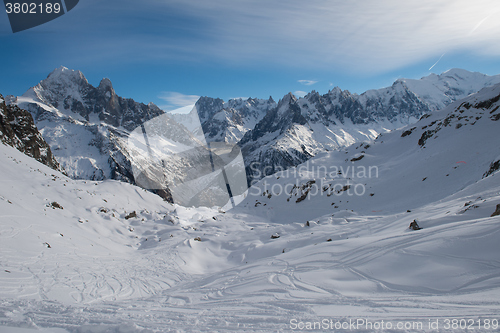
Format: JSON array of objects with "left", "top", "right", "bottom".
[
  {"left": 0, "top": 94, "right": 61, "bottom": 171},
  {"left": 409, "top": 220, "right": 422, "bottom": 230},
  {"left": 491, "top": 204, "right": 500, "bottom": 217}
]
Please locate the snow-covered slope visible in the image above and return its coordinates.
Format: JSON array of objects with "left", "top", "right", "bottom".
[
  {"left": 1, "top": 83, "right": 500, "bottom": 332},
  {"left": 0, "top": 142, "right": 178, "bottom": 304},
  {"left": 239, "top": 69, "right": 500, "bottom": 183}
]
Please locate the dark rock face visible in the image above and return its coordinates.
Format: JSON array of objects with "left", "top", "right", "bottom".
[
  {"left": 0, "top": 94, "right": 61, "bottom": 171},
  {"left": 195, "top": 96, "right": 226, "bottom": 124},
  {"left": 239, "top": 93, "right": 314, "bottom": 182},
  {"left": 491, "top": 204, "right": 500, "bottom": 217},
  {"left": 483, "top": 160, "right": 500, "bottom": 179}
]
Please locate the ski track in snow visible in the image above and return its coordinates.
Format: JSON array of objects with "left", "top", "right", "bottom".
[{"left": 2, "top": 189, "right": 500, "bottom": 333}]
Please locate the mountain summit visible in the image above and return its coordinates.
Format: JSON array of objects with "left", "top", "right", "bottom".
[
  {"left": 21, "top": 66, "right": 164, "bottom": 131},
  {"left": 11, "top": 68, "right": 196, "bottom": 195}
]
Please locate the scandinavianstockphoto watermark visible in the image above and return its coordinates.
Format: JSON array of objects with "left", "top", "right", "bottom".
[
  {"left": 289, "top": 318, "right": 499, "bottom": 331},
  {"left": 248, "top": 161, "right": 379, "bottom": 199},
  {"left": 290, "top": 318, "right": 425, "bottom": 331},
  {"left": 249, "top": 161, "right": 379, "bottom": 182}
]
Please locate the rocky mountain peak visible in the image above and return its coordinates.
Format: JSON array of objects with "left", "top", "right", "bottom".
[
  {"left": 275, "top": 92, "right": 298, "bottom": 117},
  {"left": 304, "top": 90, "right": 321, "bottom": 102},
  {"left": 20, "top": 67, "right": 164, "bottom": 131},
  {"left": 45, "top": 66, "right": 88, "bottom": 86},
  {"left": 329, "top": 86, "right": 343, "bottom": 94},
  {"left": 281, "top": 92, "right": 298, "bottom": 104},
  {"left": 98, "top": 78, "right": 114, "bottom": 94},
  {"left": 191, "top": 97, "right": 223, "bottom": 125},
  {"left": 13, "top": 68, "right": 172, "bottom": 184}
]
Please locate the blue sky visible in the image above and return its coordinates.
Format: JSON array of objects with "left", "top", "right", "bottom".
[{"left": 1, "top": 0, "right": 500, "bottom": 112}]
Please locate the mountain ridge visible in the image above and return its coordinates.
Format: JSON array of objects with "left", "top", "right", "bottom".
[
  {"left": 8, "top": 67, "right": 500, "bottom": 204},
  {"left": 236, "top": 69, "right": 500, "bottom": 183},
  {"left": 239, "top": 81, "right": 500, "bottom": 222}
]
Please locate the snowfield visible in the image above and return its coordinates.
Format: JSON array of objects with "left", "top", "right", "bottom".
[{"left": 1, "top": 85, "right": 500, "bottom": 332}]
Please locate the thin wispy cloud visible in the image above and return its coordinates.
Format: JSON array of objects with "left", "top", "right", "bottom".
[
  {"left": 469, "top": 15, "right": 492, "bottom": 35},
  {"left": 156, "top": 0, "right": 500, "bottom": 72},
  {"left": 294, "top": 91, "right": 307, "bottom": 98},
  {"left": 298, "top": 80, "right": 318, "bottom": 86},
  {"left": 22, "top": 0, "right": 500, "bottom": 74},
  {"left": 4, "top": 0, "right": 500, "bottom": 101},
  {"left": 158, "top": 92, "right": 200, "bottom": 112}
]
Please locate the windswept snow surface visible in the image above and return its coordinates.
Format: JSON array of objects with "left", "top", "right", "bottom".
[{"left": 2, "top": 87, "right": 500, "bottom": 332}]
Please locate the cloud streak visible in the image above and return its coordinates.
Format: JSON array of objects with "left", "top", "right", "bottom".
[
  {"left": 157, "top": 0, "right": 500, "bottom": 72},
  {"left": 14, "top": 0, "right": 500, "bottom": 75},
  {"left": 294, "top": 91, "right": 307, "bottom": 98},
  {"left": 298, "top": 80, "right": 318, "bottom": 86},
  {"left": 158, "top": 92, "right": 200, "bottom": 112}
]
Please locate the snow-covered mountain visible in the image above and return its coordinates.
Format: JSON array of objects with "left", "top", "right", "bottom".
[
  {"left": 400, "top": 68, "right": 500, "bottom": 110},
  {"left": 8, "top": 67, "right": 207, "bottom": 201},
  {"left": 172, "top": 96, "right": 276, "bottom": 143},
  {"left": 20, "top": 67, "right": 166, "bottom": 131},
  {"left": 240, "top": 69, "right": 500, "bottom": 183},
  {"left": 240, "top": 82, "right": 500, "bottom": 222},
  {"left": 1, "top": 80, "right": 500, "bottom": 333}
]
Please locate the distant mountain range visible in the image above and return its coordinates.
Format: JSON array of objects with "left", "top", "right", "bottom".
[
  {"left": 5, "top": 67, "right": 500, "bottom": 202},
  {"left": 239, "top": 81, "right": 500, "bottom": 222},
  {"left": 11, "top": 67, "right": 167, "bottom": 181},
  {"left": 180, "top": 69, "right": 500, "bottom": 183}
]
